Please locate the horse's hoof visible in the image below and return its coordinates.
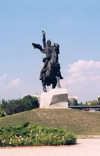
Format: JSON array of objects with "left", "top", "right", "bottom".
[
  {"left": 43, "top": 88, "right": 47, "bottom": 92},
  {"left": 60, "top": 76, "right": 63, "bottom": 79}
]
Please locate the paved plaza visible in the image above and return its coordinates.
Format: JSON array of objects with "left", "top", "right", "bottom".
[{"left": 0, "top": 139, "right": 100, "bottom": 156}]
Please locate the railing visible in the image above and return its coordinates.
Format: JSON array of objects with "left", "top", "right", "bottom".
[{"left": 69, "top": 106, "right": 100, "bottom": 111}]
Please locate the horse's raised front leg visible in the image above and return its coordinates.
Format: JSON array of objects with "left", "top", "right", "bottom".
[
  {"left": 57, "top": 77, "right": 61, "bottom": 88},
  {"left": 43, "top": 86, "right": 47, "bottom": 92},
  {"left": 42, "top": 81, "right": 47, "bottom": 92}
]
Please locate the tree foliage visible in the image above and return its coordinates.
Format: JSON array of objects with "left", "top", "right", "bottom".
[
  {"left": 73, "top": 99, "right": 78, "bottom": 106},
  {"left": 88, "top": 100, "right": 98, "bottom": 106},
  {"left": 1, "top": 95, "right": 39, "bottom": 115},
  {"left": 98, "top": 96, "right": 100, "bottom": 105}
]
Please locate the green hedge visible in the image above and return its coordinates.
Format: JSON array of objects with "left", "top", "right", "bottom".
[{"left": 0, "top": 123, "right": 76, "bottom": 146}]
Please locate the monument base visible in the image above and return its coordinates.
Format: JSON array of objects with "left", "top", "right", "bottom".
[{"left": 40, "top": 88, "right": 68, "bottom": 108}]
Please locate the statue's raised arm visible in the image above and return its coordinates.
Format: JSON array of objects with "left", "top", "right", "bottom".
[
  {"left": 32, "top": 31, "right": 46, "bottom": 54},
  {"left": 42, "top": 31, "right": 46, "bottom": 49}
]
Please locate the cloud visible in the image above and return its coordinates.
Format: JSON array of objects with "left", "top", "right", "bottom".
[
  {"left": 62, "top": 60, "right": 100, "bottom": 102},
  {"left": 7, "top": 78, "right": 21, "bottom": 88},
  {"left": 0, "top": 74, "right": 25, "bottom": 100},
  {"left": 68, "top": 60, "right": 100, "bottom": 73},
  {"left": 0, "top": 74, "right": 39, "bottom": 101},
  {"left": 0, "top": 74, "right": 22, "bottom": 99},
  {"left": 0, "top": 74, "right": 21, "bottom": 89},
  {"left": 1, "top": 60, "right": 100, "bottom": 102},
  {"left": 0, "top": 74, "right": 7, "bottom": 85},
  {"left": 0, "top": 74, "right": 40, "bottom": 101}
]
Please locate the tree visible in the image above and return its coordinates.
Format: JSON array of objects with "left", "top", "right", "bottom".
[
  {"left": 98, "top": 96, "right": 100, "bottom": 105},
  {"left": 88, "top": 100, "right": 98, "bottom": 106},
  {"left": 73, "top": 99, "right": 78, "bottom": 106},
  {"left": 22, "top": 95, "right": 39, "bottom": 109},
  {"left": 2, "top": 99, "right": 7, "bottom": 115},
  {"left": 1, "top": 95, "right": 39, "bottom": 115}
]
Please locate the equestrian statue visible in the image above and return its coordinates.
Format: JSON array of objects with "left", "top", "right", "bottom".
[{"left": 32, "top": 31, "right": 63, "bottom": 92}]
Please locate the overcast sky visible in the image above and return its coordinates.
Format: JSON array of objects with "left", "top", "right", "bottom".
[{"left": 0, "top": 0, "right": 100, "bottom": 102}]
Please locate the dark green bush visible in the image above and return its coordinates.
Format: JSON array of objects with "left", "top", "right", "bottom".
[
  {"left": 1, "top": 95, "right": 39, "bottom": 115},
  {"left": 0, "top": 109, "right": 5, "bottom": 117},
  {"left": 0, "top": 124, "right": 76, "bottom": 147},
  {"left": 65, "top": 133, "right": 76, "bottom": 145},
  {"left": 0, "top": 104, "right": 5, "bottom": 117}
]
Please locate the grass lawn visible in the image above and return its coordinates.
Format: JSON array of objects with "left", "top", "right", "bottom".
[{"left": 0, "top": 109, "right": 100, "bottom": 136}]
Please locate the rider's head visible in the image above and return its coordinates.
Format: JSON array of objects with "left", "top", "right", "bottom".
[{"left": 47, "top": 40, "right": 51, "bottom": 46}]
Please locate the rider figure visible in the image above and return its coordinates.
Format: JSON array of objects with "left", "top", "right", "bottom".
[{"left": 40, "top": 31, "right": 52, "bottom": 80}]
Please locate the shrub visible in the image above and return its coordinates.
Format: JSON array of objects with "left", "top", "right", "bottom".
[
  {"left": 0, "top": 124, "right": 76, "bottom": 147},
  {"left": 0, "top": 109, "right": 5, "bottom": 117},
  {"left": 65, "top": 133, "right": 76, "bottom": 145},
  {"left": 0, "top": 104, "right": 5, "bottom": 117},
  {"left": 1, "top": 95, "right": 39, "bottom": 115},
  {"left": 88, "top": 100, "right": 98, "bottom": 106}
]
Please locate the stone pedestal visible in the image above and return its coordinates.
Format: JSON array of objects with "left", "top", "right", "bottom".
[{"left": 40, "top": 88, "right": 68, "bottom": 108}]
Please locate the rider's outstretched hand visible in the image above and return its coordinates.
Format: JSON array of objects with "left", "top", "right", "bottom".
[{"left": 42, "top": 30, "right": 46, "bottom": 34}]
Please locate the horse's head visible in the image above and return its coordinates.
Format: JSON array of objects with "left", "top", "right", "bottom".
[
  {"left": 54, "top": 43, "right": 59, "bottom": 47},
  {"left": 53, "top": 43, "right": 59, "bottom": 54}
]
